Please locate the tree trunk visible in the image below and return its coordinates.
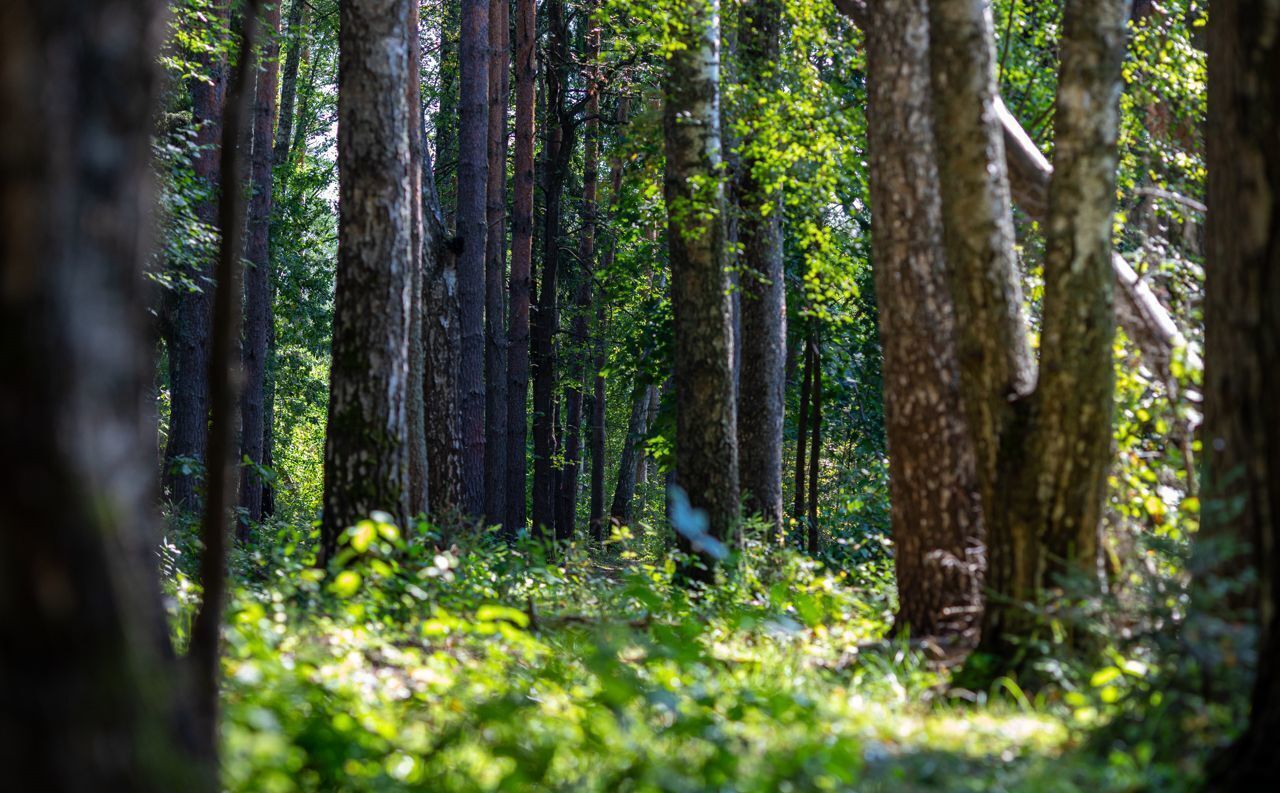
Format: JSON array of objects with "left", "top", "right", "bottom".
[
  {"left": 237, "top": 0, "right": 283, "bottom": 533},
  {"left": 321, "top": 0, "right": 414, "bottom": 561},
  {"left": 484, "top": 0, "right": 511, "bottom": 529},
  {"left": 458, "top": 0, "right": 490, "bottom": 516},
  {"left": 273, "top": 0, "right": 307, "bottom": 166},
  {"left": 505, "top": 0, "right": 537, "bottom": 536},
  {"left": 407, "top": 0, "right": 430, "bottom": 516},
  {"left": 864, "top": 0, "right": 982, "bottom": 636},
  {"left": 590, "top": 296, "right": 607, "bottom": 542},
  {"left": 435, "top": 0, "right": 459, "bottom": 218},
  {"left": 0, "top": 0, "right": 208, "bottom": 786},
  {"left": 664, "top": 0, "right": 740, "bottom": 577},
  {"left": 735, "top": 0, "right": 787, "bottom": 542},
  {"left": 1203, "top": 2, "right": 1280, "bottom": 787},
  {"left": 806, "top": 340, "right": 822, "bottom": 555},
  {"left": 611, "top": 379, "right": 652, "bottom": 527},
  {"left": 793, "top": 333, "right": 814, "bottom": 534},
  {"left": 164, "top": 0, "right": 229, "bottom": 510},
  {"left": 531, "top": 0, "right": 574, "bottom": 540}
]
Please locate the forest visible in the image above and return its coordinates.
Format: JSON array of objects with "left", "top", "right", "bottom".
[{"left": 1, "top": 0, "right": 1277, "bottom": 790}]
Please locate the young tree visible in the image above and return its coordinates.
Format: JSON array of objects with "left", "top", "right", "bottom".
[
  {"left": 928, "top": 0, "right": 1128, "bottom": 663},
  {"left": 320, "top": 0, "right": 414, "bottom": 562},
  {"left": 238, "top": 0, "right": 284, "bottom": 532},
  {"left": 506, "top": 0, "right": 537, "bottom": 535},
  {"left": 0, "top": 0, "right": 209, "bottom": 787},
  {"left": 664, "top": 0, "right": 740, "bottom": 576},
  {"left": 1202, "top": 1, "right": 1280, "bottom": 786},
  {"left": 484, "top": 0, "right": 511, "bottom": 529},
  {"left": 735, "top": 0, "right": 787, "bottom": 542},
  {"left": 863, "top": 0, "right": 982, "bottom": 636},
  {"left": 458, "top": 0, "right": 490, "bottom": 515}
]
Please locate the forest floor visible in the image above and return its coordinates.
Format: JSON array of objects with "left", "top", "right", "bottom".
[{"left": 167, "top": 517, "right": 1208, "bottom": 792}]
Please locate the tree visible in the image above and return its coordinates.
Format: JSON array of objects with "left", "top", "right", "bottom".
[
  {"left": 0, "top": 0, "right": 208, "bottom": 787},
  {"left": 863, "top": 0, "right": 982, "bottom": 636},
  {"left": 163, "top": 0, "right": 229, "bottom": 510},
  {"left": 407, "top": 0, "right": 431, "bottom": 515},
  {"left": 664, "top": 0, "right": 740, "bottom": 577},
  {"left": 238, "top": 0, "right": 284, "bottom": 532},
  {"left": 506, "top": 0, "right": 537, "bottom": 535},
  {"left": 806, "top": 337, "right": 823, "bottom": 555},
  {"left": 321, "top": 0, "right": 414, "bottom": 562},
  {"left": 927, "top": 0, "right": 1128, "bottom": 664},
  {"left": 1202, "top": 0, "right": 1280, "bottom": 786},
  {"left": 484, "top": 0, "right": 511, "bottom": 529},
  {"left": 458, "top": 0, "right": 490, "bottom": 515},
  {"left": 735, "top": 0, "right": 788, "bottom": 542}
]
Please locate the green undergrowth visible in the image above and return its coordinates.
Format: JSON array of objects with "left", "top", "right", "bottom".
[{"left": 160, "top": 515, "right": 1210, "bottom": 792}]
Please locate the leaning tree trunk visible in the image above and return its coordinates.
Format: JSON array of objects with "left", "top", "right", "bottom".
[
  {"left": 505, "top": 0, "right": 537, "bottom": 536},
  {"left": 237, "top": 0, "right": 283, "bottom": 532},
  {"left": 864, "top": 0, "right": 982, "bottom": 637},
  {"left": 735, "top": 0, "right": 787, "bottom": 543},
  {"left": 458, "top": 0, "right": 490, "bottom": 516},
  {"left": 320, "top": 0, "right": 414, "bottom": 562},
  {"left": 484, "top": 0, "right": 511, "bottom": 529},
  {"left": 664, "top": 0, "right": 740, "bottom": 578},
  {"left": 0, "top": 1, "right": 208, "bottom": 788},
  {"left": 164, "top": 0, "right": 229, "bottom": 510},
  {"left": 1202, "top": 1, "right": 1280, "bottom": 787}
]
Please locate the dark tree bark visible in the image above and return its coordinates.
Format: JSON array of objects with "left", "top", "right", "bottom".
[
  {"left": 188, "top": 0, "right": 264, "bottom": 759},
  {"left": 806, "top": 341, "right": 822, "bottom": 555},
  {"left": 407, "top": 0, "right": 430, "bottom": 516},
  {"left": 793, "top": 332, "right": 814, "bottom": 531},
  {"left": 664, "top": 0, "right": 740, "bottom": 576},
  {"left": 164, "top": 0, "right": 229, "bottom": 510},
  {"left": 458, "top": 0, "right": 490, "bottom": 515},
  {"left": 735, "top": 0, "right": 787, "bottom": 542},
  {"left": 611, "top": 379, "right": 652, "bottom": 526},
  {"left": 505, "top": 0, "right": 537, "bottom": 536},
  {"left": 864, "top": 0, "right": 982, "bottom": 636},
  {"left": 435, "top": 0, "right": 460, "bottom": 218},
  {"left": 237, "top": 0, "right": 283, "bottom": 533},
  {"left": 0, "top": 1, "right": 208, "bottom": 787},
  {"left": 531, "top": 0, "right": 575, "bottom": 539},
  {"left": 590, "top": 296, "right": 607, "bottom": 542},
  {"left": 1202, "top": 2, "right": 1280, "bottom": 787},
  {"left": 273, "top": 0, "right": 307, "bottom": 167},
  {"left": 321, "top": 0, "right": 414, "bottom": 562},
  {"left": 556, "top": 20, "right": 603, "bottom": 542},
  {"left": 484, "top": 0, "right": 511, "bottom": 529}
]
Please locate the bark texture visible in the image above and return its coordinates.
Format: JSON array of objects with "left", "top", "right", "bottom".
[
  {"left": 484, "top": 0, "right": 511, "bottom": 528},
  {"left": 458, "top": 0, "right": 490, "bottom": 515},
  {"left": 0, "top": 1, "right": 207, "bottom": 787},
  {"left": 664, "top": 0, "right": 740, "bottom": 575},
  {"left": 407, "top": 0, "right": 430, "bottom": 516},
  {"left": 864, "top": 0, "right": 983, "bottom": 636},
  {"left": 735, "top": 0, "right": 788, "bottom": 541},
  {"left": 1203, "top": 2, "right": 1280, "bottom": 787},
  {"left": 321, "top": 0, "right": 413, "bottom": 561},
  {"left": 238, "top": 0, "right": 283, "bottom": 531},
  {"left": 611, "top": 378, "right": 653, "bottom": 526},
  {"left": 505, "top": 0, "right": 537, "bottom": 535}
]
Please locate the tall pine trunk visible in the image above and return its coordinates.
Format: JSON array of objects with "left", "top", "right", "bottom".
[
  {"left": 458, "top": 0, "right": 490, "bottom": 515},
  {"left": 237, "top": 0, "right": 283, "bottom": 532},
  {"left": 407, "top": 0, "right": 430, "bottom": 516},
  {"left": 793, "top": 332, "right": 814, "bottom": 534},
  {"left": 806, "top": 340, "right": 822, "bottom": 555},
  {"left": 321, "top": 0, "right": 414, "bottom": 561},
  {"left": 484, "top": 0, "right": 511, "bottom": 529},
  {"left": 735, "top": 0, "right": 787, "bottom": 542},
  {"left": 664, "top": 0, "right": 739, "bottom": 577},
  {"left": 1203, "top": 1, "right": 1280, "bottom": 786},
  {"left": 0, "top": 0, "right": 209, "bottom": 786},
  {"left": 864, "top": 0, "right": 982, "bottom": 637}
]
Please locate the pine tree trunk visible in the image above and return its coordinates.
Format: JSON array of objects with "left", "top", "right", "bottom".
[
  {"left": 164, "top": 0, "right": 229, "bottom": 511},
  {"left": 793, "top": 334, "right": 813, "bottom": 534},
  {"left": 611, "top": 379, "right": 652, "bottom": 527},
  {"left": 864, "top": 0, "right": 982, "bottom": 637},
  {"left": 590, "top": 296, "right": 607, "bottom": 542},
  {"left": 806, "top": 340, "right": 822, "bottom": 555},
  {"left": 435, "top": 0, "right": 460, "bottom": 219},
  {"left": 1203, "top": 2, "right": 1280, "bottom": 786},
  {"left": 407, "top": 0, "right": 430, "bottom": 516},
  {"left": 484, "top": 0, "right": 511, "bottom": 529},
  {"left": 664, "top": 0, "right": 740, "bottom": 576},
  {"left": 735, "top": 0, "right": 787, "bottom": 542},
  {"left": 273, "top": 0, "right": 307, "bottom": 166},
  {"left": 321, "top": 0, "right": 414, "bottom": 561},
  {"left": 0, "top": 1, "right": 208, "bottom": 786},
  {"left": 506, "top": 0, "right": 537, "bottom": 536},
  {"left": 237, "top": 0, "right": 283, "bottom": 532}
]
